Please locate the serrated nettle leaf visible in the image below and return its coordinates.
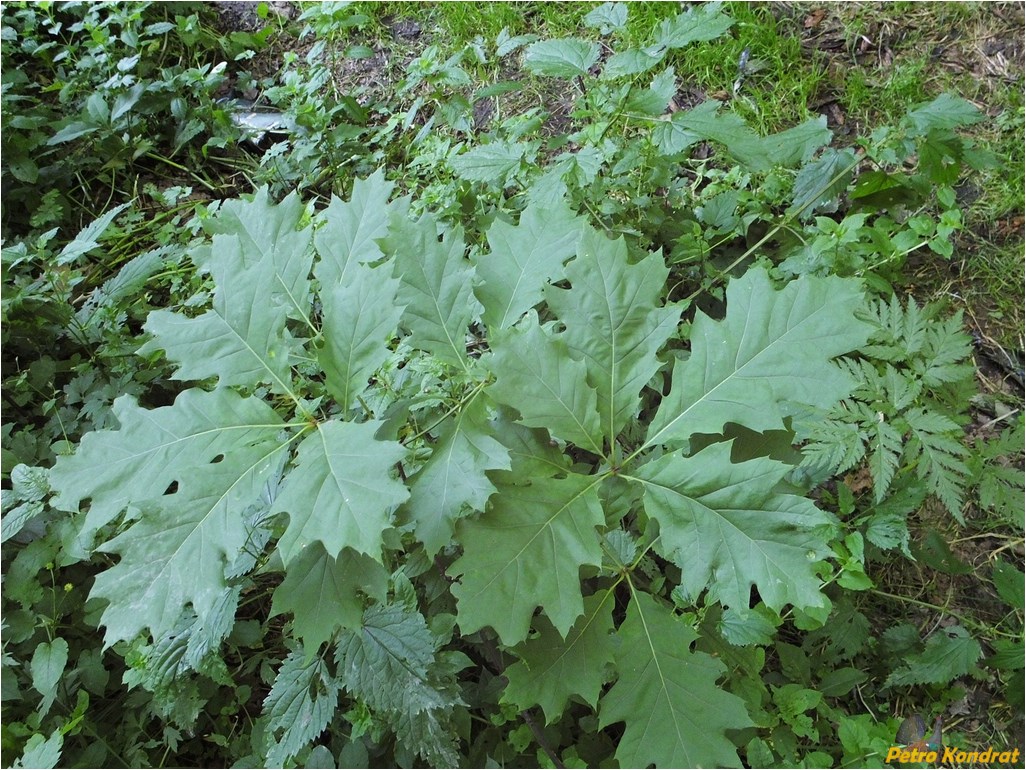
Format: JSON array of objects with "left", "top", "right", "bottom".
[
  {"left": 624, "top": 67, "right": 677, "bottom": 116},
  {"left": 272, "top": 420, "right": 408, "bottom": 565},
  {"left": 91, "top": 438, "right": 289, "bottom": 646},
  {"left": 904, "top": 92, "right": 983, "bottom": 135},
  {"left": 523, "top": 38, "right": 600, "bottom": 78},
  {"left": 263, "top": 650, "right": 340, "bottom": 768},
  {"left": 336, "top": 603, "right": 447, "bottom": 715},
  {"left": 487, "top": 312, "right": 604, "bottom": 456},
  {"left": 885, "top": 625, "right": 982, "bottom": 687},
  {"left": 655, "top": 1, "right": 734, "bottom": 49},
  {"left": 450, "top": 140, "right": 529, "bottom": 184},
  {"left": 50, "top": 388, "right": 285, "bottom": 533},
  {"left": 992, "top": 559, "right": 1025, "bottom": 608},
  {"left": 316, "top": 262, "right": 404, "bottom": 411},
  {"left": 402, "top": 396, "right": 510, "bottom": 557},
  {"left": 599, "top": 591, "right": 751, "bottom": 768},
  {"left": 632, "top": 442, "right": 837, "bottom": 613},
  {"left": 647, "top": 268, "right": 871, "bottom": 449},
  {"left": 544, "top": 227, "right": 681, "bottom": 442},
  {"left": 313, "top": 169, "right": 403, "bottom": 288},
  {"left": 503, "top": 590, "right": 617, "bottom": 724},
  {"left": 450, "top": 472, "right": 604, "bottom": 644},
  {"left": 757, "top": 116, "right": 832, "bottom": 167},
  {"left": 472, "top": 200, "right": 583, "bottom": 330},
  {"left": 790, "top": 148, "right": 858, "bottom": 217},
  {"left": 15, "top": 731, "right": 63, "bottom": 770},
  {"left": 383, "top": 214, "right": 481, "bottom": 368},
  {"left": 584, "top": 2, "right": 628, "bottom": 34},
  {"left": 602, "top": 45, "right": 666, "bottom": 80},
  {"left": 140, "top": 232, "right": 301, "bottom": 394},
  {"left": 270, "top": 544, "right": 389, "bottom": 653}
]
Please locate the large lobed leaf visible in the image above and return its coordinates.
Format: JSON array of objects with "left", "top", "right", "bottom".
[
  {"left": 91, "top": 440, "right": 288, "bottom": 646},
  {"left": 316, "top": 261, "right": 405, "bottom": 411},
  {"left": 272, "top": 420, "right": 408, "bottom": 565},
  {"left": 270, "top": 544, "right": 389, "bottom": 653},
  {"left": 503, "top": 590, "right": 616, "bottom": 724},
  {"left": 50, "top": 388, "right": 284, "bottom": 532},
  {"left": 545, "top": 227, "right": 682, "bottom": 442},
  {"left": 449, "top": 472, "right": 604, "bottom": 645},
  {"left": 647, "top": 268, "right": 872, "bottom": 449},
  {"left": 487, "top": 312, "right": 604, "bottom": 456},
  {"left": 140, "top": 190, "right": 314, "bottom": 393},
  {"left": 473, "top": 201, "right": 582, "bottom": 330},
  {"left": 632, "top": 441, "right": 837, "bottom": 613},
  {"left": 383, "top": 214, "right": 481, "bottom": 368},
  {"left": 402, "top": 396, "right": 510, "bottom": 557},
  {"left": 598, "top": 591, "right": 752, "bottom": 768}
]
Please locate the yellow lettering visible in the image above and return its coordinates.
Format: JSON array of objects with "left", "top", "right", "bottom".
[
  {"left": 1012, "top": 749, "right": 1021, "bottom": 763},
  {"left": 943, "top": 746, "right": 958, "bottom": 763},
  {"left": 924, "top": 751, "right": 937, "bottom": 763},
  {"left": 885, "top": 747, "right": 902, "bottom": 762},
  {"left": 998, "top": 750, "right": 1010, "bottom": 762}
]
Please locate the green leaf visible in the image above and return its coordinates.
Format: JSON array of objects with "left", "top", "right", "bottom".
[
  {"left": 905, "top": 93, "right": 983, "bottom": 135},
  {"left": 602, "top": 46, "right": 666, "bottom": 79},
  {"left": 818, "top": 667, "right": 868, "bottom": 697},
  {"left": 450, "top": 472, "right": 604, "bottom": 644},
  {"left": 91, "top": 438, "right": 287, "bottom": 645},
  {"left": 270, "top": 545, "right": 389, "bottom": 652},
  {"left": 758, "top": 117, "right": 832, "bottom": 167},
  {"left": 790, "top": 148, "right": 857, "bottom": 217},
  {"left": 203, "top": 188, "right": 314, "bottom": 321},
  {"left": 50, "top": 388, "right": 283, "bottom": 532},
  {"left": 402, "top": 397, "right": 510, "bottom": 557},
  {"left": 316, "top": 262, "right": 404, "bottom": 410},
  {"left": 905, "top": 407, "right": 969, "bottom": 521},
  {"left": 991, "top": 559, "right": 1024, "bottom": 609},
  {"left": 633, "top": 442, "right": 836, "bottom": 613},
  {"left": 719, "top": 605, "right": 780, "bottom": 646},
  {"left": 886, "top": 626, "right": 982, "bottom": 686},
  {"left": 487, "top": 312, "right": 604, "bottom": 456},
  {"left": 263, "top": 650, "right": 341, "bottom": 767},
  {"left": 868, "top": 418, "right": 903, "bottom": 501},
  {"left": 31, "top": 637, "right": 68, "bottom": 715},
  {"left": 13, "top": 731, "right": 62, "bottom": 770},
  {"left": 545, "top": 227, "right": 681, "bottom": 441},
  {"left": 523, "top": 38, "right": 600, "bottom": 78},
  {"left": 140, "top": 230, "right": 307, "bottom": 394},
  {"left": 654, "top": 2, "right": 734, "bottom": 49},
  {"left": 55, "top": 202, "right": 130, "bottom": 265},
  {"left": 272, "top": 420, "right": 408, "bottom": 565},
  {"left": 647, "top": 269, "right": 871, "bottom": 449},
  {"left": 584, "top": 2, "right": 627, "bottom": 34},
  {"left": 450, "top": 141, "right": 527, "bottom": 184},
  {"left": 598, "top": 591, "right": 751, "bottom": 768},
  {"left": 336, "top": 604, "right": 446, "bottom": 714},
  {"left": 384, "top": 214, "right": 481, "bottom": 368},
  {"left": 314, "top": 169, "right": 402, "bottom": 289},
  {"left": 625, "top": 67, "right": 677, "bottom": 116},
  {"left": 503, "top": 591, "right": 617, "bottom": 724},
  {"left": 472, "top": 201, "right": 582, "bottom": 330}
]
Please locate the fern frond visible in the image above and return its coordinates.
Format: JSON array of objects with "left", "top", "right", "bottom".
[
  {"left": 918, "top": 310, "right": 974, "bottom": 388},
  {"left": 905, "top": 407, "right": 969, "bottom": 522},
  {"left": 868, "top": 419, "right": 902, "bottom": 502}
]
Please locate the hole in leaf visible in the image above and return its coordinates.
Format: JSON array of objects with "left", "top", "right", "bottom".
[{"left": 164, "top": 480, "right": 179, "bottom": 495}]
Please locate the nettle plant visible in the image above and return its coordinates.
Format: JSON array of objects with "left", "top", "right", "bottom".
[{"left": 43, "top": 169, "right": 879, "bottom": 766}]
